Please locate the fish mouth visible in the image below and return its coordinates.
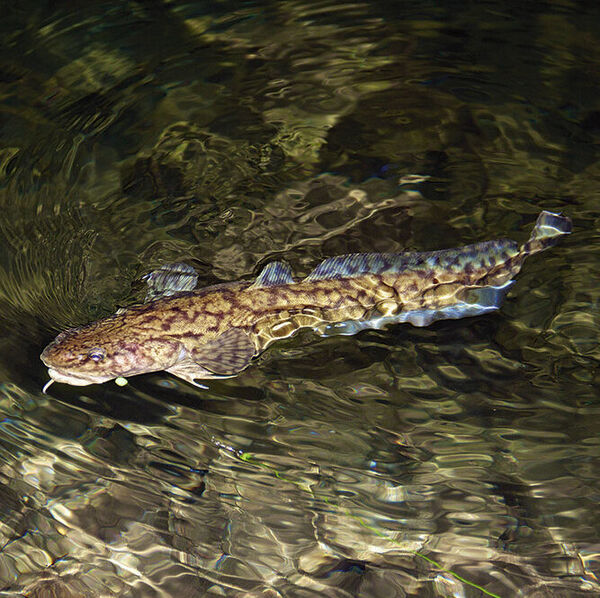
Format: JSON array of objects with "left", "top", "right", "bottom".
[{"left": 46, "top": 367, "right": 112, "bottom": 387}]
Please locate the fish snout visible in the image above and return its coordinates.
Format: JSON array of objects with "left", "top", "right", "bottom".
[
  {"left": 40, "top": 344, "right": 65, "bottom": 368},
  {"left": 40, "top": 339, "right": 86, "bottom": 368}
]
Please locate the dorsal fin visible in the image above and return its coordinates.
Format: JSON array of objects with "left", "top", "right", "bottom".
[
  {"left": 304, "top": 240, "right": 522, "bottom": 282},
  {"left": 304, "top": 253, "right": 400, "bottom": 281},
  {"left": 143, "top": 262, "right": 199, "bottom": 301},
  {"left": 251, "top": 261, "right": 295, "bottom": 288}
]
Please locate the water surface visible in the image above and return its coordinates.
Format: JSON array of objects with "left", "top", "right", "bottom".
[{"left": 0, "top": 1, "right": 599, "bottom": 596}]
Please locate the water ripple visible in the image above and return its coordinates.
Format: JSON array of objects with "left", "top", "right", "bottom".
[{"left": 0, "top": 1, "right": 598, "bottom": 596}]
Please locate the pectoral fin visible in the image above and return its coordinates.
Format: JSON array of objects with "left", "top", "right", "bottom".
[{"left": 190, "top": 328, "right": 256, "bottom": 376}]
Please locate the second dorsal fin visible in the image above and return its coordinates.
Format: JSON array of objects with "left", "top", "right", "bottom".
[
  {"left": 304, "top": 253, "right": 398, "bottom": 281},
  {"left": 251, "top": 261, "right": 295, "bottom": 288}
]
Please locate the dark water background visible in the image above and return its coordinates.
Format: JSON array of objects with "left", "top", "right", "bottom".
[{"left": 0, "top": 1, "right": 599, "bottom": 596}]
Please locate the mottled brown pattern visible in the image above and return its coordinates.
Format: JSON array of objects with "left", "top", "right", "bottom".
[{"left": 40, "top": 211, "right": 571, "bottom": 387}]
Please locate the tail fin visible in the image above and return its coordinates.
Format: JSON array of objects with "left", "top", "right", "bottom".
[{"left": 521, "top": 211, "right": 572, "bottom": 256}]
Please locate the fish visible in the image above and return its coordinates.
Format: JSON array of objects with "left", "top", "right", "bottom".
[{"left": 40, "top": 211, "right": 571, "bottom": 390}]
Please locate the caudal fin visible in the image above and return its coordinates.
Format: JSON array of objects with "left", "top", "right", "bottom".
[{"left": 521, "top": 211, "right": 572, "bottom": 256}]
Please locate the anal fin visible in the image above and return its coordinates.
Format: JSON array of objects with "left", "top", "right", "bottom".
[
  {"left": 315, "top": 281, "right": 514, "bottom": 335},
  {"left": 397, "top": 280, "right": 514, "bottom": 327}
]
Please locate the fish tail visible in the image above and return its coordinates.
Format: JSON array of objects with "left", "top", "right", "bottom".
[{"left": 520, "top": 211, "right": 572, "bottom": 257}]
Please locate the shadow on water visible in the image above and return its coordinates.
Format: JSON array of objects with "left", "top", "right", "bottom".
[{"left": 0, "top": 1, "right": 598, "bottom": 596}]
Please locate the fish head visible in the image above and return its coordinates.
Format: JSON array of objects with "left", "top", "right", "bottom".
[{"left": 40, "top": 314, "right": 184, "bottom": 387}]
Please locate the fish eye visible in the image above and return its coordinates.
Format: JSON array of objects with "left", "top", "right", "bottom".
[{"left": 88, "top": 348, "right": 106, "bottom": 362}]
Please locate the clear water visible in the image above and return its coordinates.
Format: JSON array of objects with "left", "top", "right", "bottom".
[{"left": 0, "top": 1, "right": 598, "bottom": 596}]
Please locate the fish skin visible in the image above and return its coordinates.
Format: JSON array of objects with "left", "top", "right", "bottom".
[{"left": 40, "top": 211, "right": 571, "bottom": 388}]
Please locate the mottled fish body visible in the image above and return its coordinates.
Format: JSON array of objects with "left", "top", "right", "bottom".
[{"left": 41, "top": 211, "right": 571, "bottom": 388}]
